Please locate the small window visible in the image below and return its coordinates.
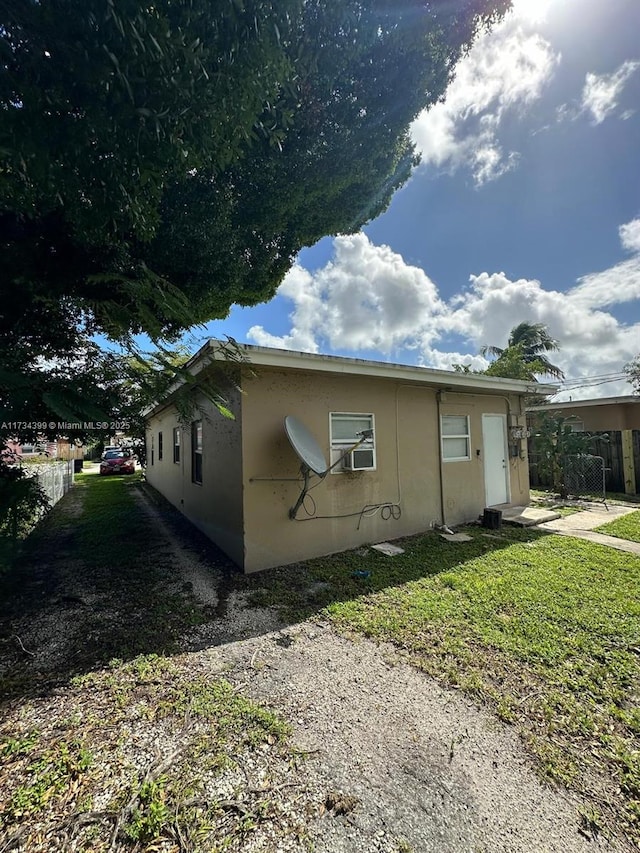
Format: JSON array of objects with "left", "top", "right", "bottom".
[
  {"left": 441, "top": 415, "right": 470, "bottom": 461},
  {"left": 192, "top": 420, "right": 203, "bottom": 484},
  {"left": 173, "top": 427, "right": 181, "bottom": 463},
  {"left": 568, "top": 418, "right": 584, "bottom": 433},
  {"left": 329, "top": 412, "right": 376, "bottom": 471},
  {"left": 158, "top": 431, "right": 163, "bottom": 461},
  {"left": 150, "top": 434, "right": 154, "bottom": 466}
]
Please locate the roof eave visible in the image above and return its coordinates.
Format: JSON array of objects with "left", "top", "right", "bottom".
[{"left": 143, "top": 340, "right": 556, "bottom": 419}]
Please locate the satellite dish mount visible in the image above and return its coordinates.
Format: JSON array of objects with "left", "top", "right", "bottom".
[{"left": 283, "top": 416, "right": 373, "bottom": 519}]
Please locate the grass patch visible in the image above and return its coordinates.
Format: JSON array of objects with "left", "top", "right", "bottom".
[
  {"left": 0, "top": 470, "right": 210, "bottom": 698},
  {"left": 604, "top": 493, "right": 640, "bottom": 505},
  {"left": 247, "top": 526, "right": 640, "bottom": 845},
  {"left": 0, "top": 654, "right": 304, "bottom": 851},
  {"left": 595, "top": 510, "right": 640, "bottom": 543}
]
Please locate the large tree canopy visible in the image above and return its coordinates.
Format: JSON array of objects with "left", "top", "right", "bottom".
[
  {"left": 2, "top": 1, "right": 509, "bottom": 344},
  {"left": 1, "top": 0, "right": 511, "bottom": 448}
]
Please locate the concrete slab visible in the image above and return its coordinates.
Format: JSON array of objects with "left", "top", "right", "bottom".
[
  {"left": 371, "top": 542, "right": 405, "bottom": 556},
  {"left": 439, "top": 533, "right": 473, "bottom": 543},
  {"left": 488, "top": 502, "right": 640, "bottom": 555},
  {"left": 538, "top": 504, "right": 635, "bottom": 533},
  {"left": 534, "top": 505, "right": 640, "bottom": 555},
  {"left": 499, "top": 505, "right": 561, "bottom": 527}
]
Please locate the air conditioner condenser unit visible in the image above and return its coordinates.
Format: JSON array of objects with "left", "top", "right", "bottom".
[{"left": 342, "top": 448, "right": 375, "bottom": 471}]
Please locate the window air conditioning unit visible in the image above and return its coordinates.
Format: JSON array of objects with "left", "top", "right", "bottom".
[{"left": 342, "top": 448, "right": 375, "bottom": 471}]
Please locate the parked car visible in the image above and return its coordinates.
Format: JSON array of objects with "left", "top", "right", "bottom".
[
  {"left": 99, "top": 450, "right": 135, "bottom": 476},
  {"left": 101, "top": 445, "right": 121, "bottom": 459}
]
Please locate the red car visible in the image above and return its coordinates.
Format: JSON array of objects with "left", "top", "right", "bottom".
[{"left": 99, "top": 450, "right": 135, "bottom": 475}]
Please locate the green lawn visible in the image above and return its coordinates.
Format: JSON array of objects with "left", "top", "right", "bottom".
[
  {"left": 1, "top": 469, "right": 208, "bottom": 673},
  {"left": 595, "top": 509, "right": 640, "bottom": 543},
  {"left": 6, "top": 473, "right": 640, "bottom": 844},
  {"left": 0, "top": 471, "right": 305, "bottom": 851},
  {"left": 249, "top": 527, "right": 640, "bottom": 844}
]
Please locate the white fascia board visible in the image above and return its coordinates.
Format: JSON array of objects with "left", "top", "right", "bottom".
[
  {"left": 528, "top": 396, "right": 640, "bottom": 412},
  {"left": 143, "top": 340, "right": 556, "bottom": 419},
  {"left": 215, "top": 341, "right": 555, "bottom": 396}
]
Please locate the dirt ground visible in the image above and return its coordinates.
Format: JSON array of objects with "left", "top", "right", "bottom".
[
  {"left": 0, "top": 474, "right": 628, "bottom": 852},
  {"left": 193, "top": 624, "right": 625, "bottom": 853}
]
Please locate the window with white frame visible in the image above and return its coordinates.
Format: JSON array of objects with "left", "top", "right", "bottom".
[
  {"left": 192, "top": 420, "right": 203, "bottom": 484},
  {"left": 441, "top": 415, "right": 470, "bottom": 461},
  {"left": 173, "top": 427, "right": 181, "bottom": 463},
  {"left": 329, "top": 412, "right": 376, "bottom": 471}
]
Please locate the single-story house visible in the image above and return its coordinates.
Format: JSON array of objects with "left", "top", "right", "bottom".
[
  {"left": 4, "top": 439, "right": 59, "bottom": 458},
  {"left": 527, "top": 395, "right": 640, "bottom": 432},
  {"left": 527, "top": 395, "right": 640, "bottom": 495},
  {"left": 144, "top": 342, "right": 551, "bottom": 573}
]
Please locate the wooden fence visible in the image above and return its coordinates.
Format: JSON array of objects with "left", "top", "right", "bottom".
[{"left": 528, "top": 430, "right": 640, "bottom": 494}]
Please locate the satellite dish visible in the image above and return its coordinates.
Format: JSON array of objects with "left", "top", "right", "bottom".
[{"left": 284, "top": 415, "right": 328, "bottom": 476}]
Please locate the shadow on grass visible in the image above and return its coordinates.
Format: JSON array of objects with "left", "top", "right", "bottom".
[
  {"left": 239, "top": 524, "right": 550, "bottom": 624},
  {"left": 0, "top": 468, "right": 548, "bottom": 709},
  {"left": 0, "top": 471, "right": 236, "bottom": 705}
]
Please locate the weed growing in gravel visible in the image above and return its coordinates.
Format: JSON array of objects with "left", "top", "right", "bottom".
[
  {"left": 2, "top": 737, "right": 93, "bottom": 825},
  {"left": 0, "top": 653, "right": 305, "bottom": 851},
  {"left": 245, "top": 526, "right": 640, "bottom": 846},
  {"left": 124, "top": 778, "right": 171, "bottom": 843}
]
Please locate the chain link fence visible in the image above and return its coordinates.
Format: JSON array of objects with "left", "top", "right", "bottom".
[
  {"left": 563, "top": 454, "right": 606, "bottom": 503},
  {"left": 26, "top": 460, "right": 75, "bottom": 508},
  {"left": 529, "top": 452, "right": 607, "bottom": 503}
]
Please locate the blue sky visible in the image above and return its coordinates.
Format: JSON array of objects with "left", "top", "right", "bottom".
[{"left": 197, "top": 0, "right": 640, "bottom": 400}]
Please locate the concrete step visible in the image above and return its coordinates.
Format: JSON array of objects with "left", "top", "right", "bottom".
[{"left": 496, "top": 505, "right": 562, "bottom": 527}]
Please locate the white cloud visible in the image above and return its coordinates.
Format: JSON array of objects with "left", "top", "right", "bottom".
[
  {"left": 410, "top": 12, "right": 559, "bottom": 184},
  {"left": 581, "top": 60, "right": 640, "bottom": 124},
  {"left": 247, "top": 219, "right": 640, "bottom": 400},
  {"left": 620, "top": 219, "right": 640, "bottom": 254},
  {"left": 248, "top": 265, "right": 323, "bottom": 353},
  {"left": 249, "top": 234, "right": 444, "bottom": 356},
  {"left": 510, "top": 0, "right": 554, "bottom": 25}
]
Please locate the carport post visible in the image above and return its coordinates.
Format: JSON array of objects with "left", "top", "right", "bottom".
[{"left": 622, "top": 429, "right": 636, "bottom": 496}]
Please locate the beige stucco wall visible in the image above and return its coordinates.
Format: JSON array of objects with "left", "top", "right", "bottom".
[
  {"left": 439, "top": 393, "right": 529, "bottom": 524},
  {"left": 145, "top": 387, "right": 244, "bottom": 566},
  {"left": 532, "top": 403, "right": 640, "bottom": 432},
  {"left": 240, "top": 367, "right": 528, "bottom": 573}
]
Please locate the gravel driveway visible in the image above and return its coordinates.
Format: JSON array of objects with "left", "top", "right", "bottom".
[
  {"left": 0, "top": 474, "right": 628, "bottom": 851},
  {"left": 186, "top": 621, "right": 622, "bottom": 853}
]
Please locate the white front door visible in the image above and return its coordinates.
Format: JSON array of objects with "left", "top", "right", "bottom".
[{"left": 482, "top": 414, "right": 509, "bottom": 506}]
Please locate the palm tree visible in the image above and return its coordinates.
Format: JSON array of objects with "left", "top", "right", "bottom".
[{"left": 480, "top": 322, "right": 565, "bottom": 380}]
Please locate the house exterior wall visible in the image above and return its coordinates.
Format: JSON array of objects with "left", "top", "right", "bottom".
[
  {"left": 528, "top": 401, "right": 640, "bottom": 432},
  {"left": 240, "top": 366, "right": 528, "bottom": 573},
  {"left": 144, "top": 387, "right": 244, "bottom": 566},
  {"left": 438, "top": 393, "right": 528, "bottom": 522}
]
